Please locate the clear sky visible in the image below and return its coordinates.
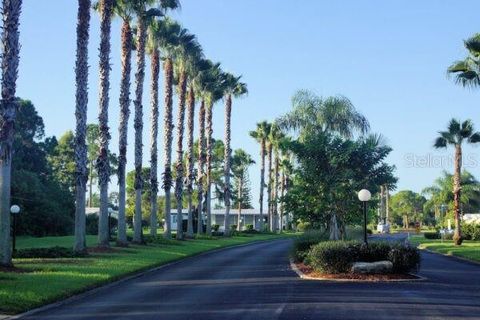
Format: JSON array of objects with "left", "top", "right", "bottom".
[{"left": 17, "top": 0, "right": 480, "bottom": 206}]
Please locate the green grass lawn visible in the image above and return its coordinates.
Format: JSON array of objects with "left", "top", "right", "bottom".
[
  {"left": 410, "top": 235, "right": 480, "bottom": 263},
  {"left": 1, "top": 232, "right": 295, "bottom": 314}
]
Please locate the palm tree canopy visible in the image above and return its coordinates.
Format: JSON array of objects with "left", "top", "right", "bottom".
[
  {"left": 232, "top": 149, "right": 255, "bottom": 176},
  {"left": 434, "top": 119, "right": 480, "bottom": 148},
  {"left": 249, "top": 121, "right": 271, "bottom": 143},
  {"left": 196, "top": 59, "right": 224, "bottom": 104},
  {"left": 447, "top": 33, "right": 480, "bottom": 88},
  {"left": 277, "top": 89, "right": 369, "bottom": 139},
  {"left": 222, "top": 72, "right": 248, "bottom": 98}
]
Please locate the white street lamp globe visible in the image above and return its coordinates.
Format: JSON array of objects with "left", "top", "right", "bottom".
[
  {"left": 358, "top": 189, "right": 371, "bottom": 202},
  {"left": 10, "top": 205, "right": 20, "bottom": 214}
]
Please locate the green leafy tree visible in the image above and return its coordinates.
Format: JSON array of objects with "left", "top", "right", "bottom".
[
  {"left": 389, "top": 190, "right": 426, "bottom": 228},
  {"left": 231, "top": 149, "right": 255, "bottom": 230}
]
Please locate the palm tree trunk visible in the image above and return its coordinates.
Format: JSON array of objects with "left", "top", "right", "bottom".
[
  {"left": 116, "top": 19, "right": 132, "bottom": 246},
  {"left": 149, "top": 49, "right": 160, "bottom": 238},
  {"left": 205, "top": 100, "right": 214, "bottom": 236},
  {"left": 174, "top": 69, "right": 187, "bottom": 240},
  {"left": 72, "top": 0, "right": 89, "bottom": 255},
  {"left": 273, "top": 150, "right": 279, "bottom": 233},
  {"left": 280, "top": 170, "right": 285, "bottom": 231},
  {"left": 133, "top": 14, "right": 146, "bottom": 244},
  {"left": 266, "top": 143, "right": 273, "bottom": 232},
  {"left": 197, "top": 99, "right": 206, "bottom": 234},
  {"left": 162, "top": 57, "right": 174, "bottom": 239},
  {"left": 258, "top": 139, "right": 265, "bottom": 232},
  {"left": 237, "top": 176, "right": 243, "bottom": 231},
  {"left": 223, "top": 94, "right": 232, "bottom": 236},
  {"left": 88, "top": 162, "right": 93, "bottom": 207},
  {"left": 453, "top": 145, "right": 463, "bottom": 245},
  {"left": 96, "top": 0, "right": 113, "bottom": 248},
  {"left": 185, "top": 85, "right": 195, "bottom": 237}
]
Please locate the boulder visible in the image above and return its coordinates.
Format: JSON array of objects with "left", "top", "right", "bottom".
[{"left": 351, "top": 261, "right": 393, "bottom": 274}]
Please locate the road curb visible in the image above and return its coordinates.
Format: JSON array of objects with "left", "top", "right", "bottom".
[
  {"left": 289, "top": 259, "right": 426, "bottom": 282},
  {"left": 2, "top": 237, "right": 293, "bottom": 319}
]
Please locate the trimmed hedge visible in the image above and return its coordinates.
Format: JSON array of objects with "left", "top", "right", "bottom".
[
  {"left": 462, "top": 223, "right": 480, "bottom": 241},
  {"left": 424, "top": 232, "right": 441, "bottom": 239},
  {"left": 306, "top": 240, "right": 420, "bottom": 274},
  {"left": 291, "top": 230, "right": 328, "bottom": 262},
  {"left": 13, "top": 246, "right": 88, "bottom": 259}
]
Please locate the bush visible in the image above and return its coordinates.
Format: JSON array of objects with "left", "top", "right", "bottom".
[
  {"left": 291, "top": 230, "right": 328, "bottom": 262},
  {"left": 212, "top": 224, "right": 220, "bottom": 232},
  {"left": 462, "top": 223, "right": 480, "bottom": 241},
  {"left": 14, "top": 246, "right": 88, "bottom": 259},
  {"left": 296, "top": 221, "right": 311, "bottom": 232},
  {"left": 245, "top": 224, "right": 254, "bottom": 231},
  {"left": 424, "top": 232, "right": 440, "bottom": 239},
  {"left": 306, "top": 240, "right": 420, "bottom": 274}
]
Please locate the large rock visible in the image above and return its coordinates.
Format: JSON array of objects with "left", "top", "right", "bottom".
[{"left": 351, "top": 261, "right": 393, "bottom": 274}]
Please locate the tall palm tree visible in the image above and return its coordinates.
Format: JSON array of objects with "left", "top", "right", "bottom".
[
  {"left": 249, "top": 121, "right": 271, "bottom": 232},
  {"left": 269, "top": 125, "right": 285, "bottom": 233},
  {"left": 231, "top": 149, "right": 255, "bottom": 231},
  {"left": 72, "top": 0, "right": 90, "bottom": 255},
  {"left": 447, "top": 34, "right": 480, "bottom": 88},
  {"left": 156, "top": 18, "right": 181, "bottom": 239},
  {"left": 146, "top": 19, "right": 161, "bottom": 238},
  {"left": 112, "top": 0, "right": 135, "bottom": 246},
  {"left": 131, "top": 0, "right": 179, "bottom": 243},
  {"left": 279, "top": 154, "right": 293, "bottom": 231},
  {"left": 96, "top": 0, "right": 114, "bottom": 248},
  {"left": 0, "top": 0, "right": 22, "bottom": 267},
  {"left": 204, "top": 64, "right": 223, "bottom": 236},
  {"left": 173, "top": 29, "right": 202, "bottom": 240},
  {"left": 221, "top": 73, "right": 247, "bottom": 236},
  {"left": 196, "top": 97, "right": 206, "bottom": 234},
  {"left": 185, "top": 57, "right": 206, "bottom": 237},
  {"left": 434, "top": 119, "right": 480, "bottom": 245}
]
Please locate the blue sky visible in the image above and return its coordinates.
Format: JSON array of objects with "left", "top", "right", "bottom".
[{"left": 17, "top": 0, "right": 480, "bottom": 205}]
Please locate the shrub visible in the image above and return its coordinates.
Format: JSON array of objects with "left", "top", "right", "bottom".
[
  {"left": 14, "top": 246, "right": 88, "bottom": 259},
  {"left": 291, "top": 229, "right": 328, "bottom": 262},
  {"left": 424, "top": 232, "right": 440, "bottom": 239},
  {"left": 296, "top": 221, "right": 311, "bottom": 232},
  {"left": 306, "top": 240, "right": 420, "bottom": 274},
  {"left": 230, "top": 225, "right": 237, "bottom": 232},
  {"left": 245, "top": 224, "right": 254, "bottom": 231},
  {"left": 212, "top": 224, "right": 220, "bottom": 232},
  {"left": 462, "top": 223, "right": 480, "bottom": 241}
]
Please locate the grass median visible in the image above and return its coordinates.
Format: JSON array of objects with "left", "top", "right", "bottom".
[
  {"left": 410, "top": 235, "right": 480, "bottom": 263},
  {"left": 0, "top": 232, "right": 295, "bottom": 314}
]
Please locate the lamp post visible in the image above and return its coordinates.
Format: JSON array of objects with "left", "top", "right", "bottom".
[
  {"left": 358, "top": 189, "right": 371, "bottom": 245},
  {"left": 10, "top": 205, "right": 20, "bottom": 252}
]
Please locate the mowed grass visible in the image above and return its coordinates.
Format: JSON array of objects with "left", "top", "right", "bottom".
[
  {"left": 410, "top": 235, "right": 480, "bottom": 263},
  {"left": 1, "top": 232, "right": 295, "bottom": 314}
]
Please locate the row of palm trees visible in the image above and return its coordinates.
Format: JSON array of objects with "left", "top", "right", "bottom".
[
  {"left": 249, "top": 122, "right": 293, "bottom": 232},
  {"left": 70, "top": 0, "right": 248, "bottom": 253}
]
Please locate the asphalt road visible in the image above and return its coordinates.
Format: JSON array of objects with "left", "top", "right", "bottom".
[{"left": 20, "top": 237, "right": 480, "bottom": 320}]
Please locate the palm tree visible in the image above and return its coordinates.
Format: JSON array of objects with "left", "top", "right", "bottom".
[
  {"left": 277, "top": 90, "right": 369, "bottom": 139},
  {"left": 185, "top": 57, "right": 206, "bottom": 237},
  {"left": 95, "top": 0, "right": 114, "bottom": 248},
  {"left": 249, "top": 121, "right": 271, "bottom": 232},
  {"left": 269, "top": 125, "right": 285, "bottom": 233},
  {"left": 205, "top": 68, "right": 224, "bottom": 236},
  {"left": 131, "top": 0, "right": 179, "bottom": 243},
  {"left": 231, "top": 149, "right": 255, "bottom": 231},
  {"left": 196, "top": 97, "right": 206, "bottom": 234},
  {"left": 146, "top": 19, "right": 161, "bottom": 238},
  {"left": 0, "top": 0, "right": 22, "bottom": 267},
  {"left": 71, "top": 0, "right": 90, "bottom": 255},
  {"left": 222, "top": 73, "right": 247, "bottom": 236},
  {"left": 279, "top": 154, "right": 293, "bottom": 231},
  {"left": 173, "top": 29, "right": 202, "bottom": 240},
  {"left": 434, "top": 119, "right": 480, "bottom": 245},
  {"left": 447, "top": 34, "right": 480, "bottom": 88},
  {"left": 156, "top": 18, "right": 181, "bottom": 239},
  {"left": 112, "top": 0, "right": 136, "bottom": 246}
]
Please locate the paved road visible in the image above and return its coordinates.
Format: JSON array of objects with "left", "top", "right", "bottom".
[{"left": 20, "top": 238, "right": 480, "bottom": 320}]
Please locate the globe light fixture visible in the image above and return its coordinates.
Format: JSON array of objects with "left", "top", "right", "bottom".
[{"left": 357, "top": 189, "right": 371, "bottom": 244}]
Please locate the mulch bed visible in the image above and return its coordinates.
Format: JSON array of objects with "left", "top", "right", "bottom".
[
  {"left": 87, "top": 246, "right": 119, "bottom": 254},
  {"left": 296, "top": 262, "right": 418, "bottom": 281}
]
